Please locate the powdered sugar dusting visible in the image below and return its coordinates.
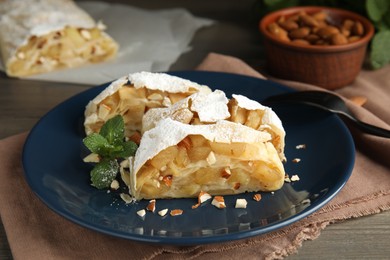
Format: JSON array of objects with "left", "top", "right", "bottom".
[
  {"left": 191, "top": 90, "right": 230, "bottom": 122},
  {"left": 129, "top": 71, "right": 210, "bottom": 93},
  {"left": 142, "top": 90, "right": 229, "bottom": 133},
  {"left": 232, "top": 94, "right": 267, "bottom": 110},
  {"left": 90, "top": 77, "right": 128, "bottom": 105}
]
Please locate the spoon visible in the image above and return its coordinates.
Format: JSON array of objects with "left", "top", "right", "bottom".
[{"left": 263, "top": 90, "right": 390, "bottom": 138}]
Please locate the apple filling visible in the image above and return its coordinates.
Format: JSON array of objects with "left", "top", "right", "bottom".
[
  {"left": 133, "top": 134, "right": 284, "bottom": 200},
  {"left": 85, "top": 84, "right": 196, "bottom": 137}
]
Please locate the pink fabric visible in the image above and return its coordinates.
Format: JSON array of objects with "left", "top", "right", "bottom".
[{"left": 0, "top": 53, "right": 389, "bottom": 259}]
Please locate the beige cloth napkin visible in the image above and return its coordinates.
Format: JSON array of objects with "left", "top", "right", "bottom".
[{"left": 0, "top": 53, "right": 389, "bottom": 260}]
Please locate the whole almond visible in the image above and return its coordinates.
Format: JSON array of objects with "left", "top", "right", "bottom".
[
  {"left": 312, "top": 11, "right": 327, "bottom": 21},
  {"left": 317, "top": 26, "right": 339, "bottom": 39},
  {"left": 348, "top": 35, "right": 361, "bottom": 43},
  {"left": 287, "top": 14, "right": 300, "bottom": 22},
  {"left": 341, "top": 28, "right": 351, "bottom": 37},
  {"left": 292, "top": 39, "right": 310, "bottom": 45},
  {"left": 279, "top": 20, "right": 299, "bottom": 31},
  {"left": 349, "top": 96, "right": 367, "bottom": 106},
  {"left": 315, "top": 39, "right": 329, "bottom": 45},
  {"left": 342, "top": 19, "right": 355, "bottom": 31},
  {"left": 331, "top": 33, "right": 348, "bottom": 45},
  {"left": 317, "top": 20, "right": 328, "bottom": 28},
  {"left": 289, "top": 27, "right": 310, "bottom": 39},
  {"left": 270, "top": 10, "right": 364, "bottom": 46},
  {"left": 298, "top": 10, "right": 307, "bottom": 16},
  {"left": 300, "top": 14, "right": 319, "bottom": 27},
  {"left": 268, "top": 23, "right": 290, "bottom": 41},
  {"left": 305, "top": 33, "right": 320, "bottom": 43},
  {"left": 277, "top": 15, "right": 286, "bottom": 23},
  {"left": 267, "top": 22, "right": 280, "bottom": 34},
  {"left": 352, "top": 21, "right": 364, "bottom": 36}
]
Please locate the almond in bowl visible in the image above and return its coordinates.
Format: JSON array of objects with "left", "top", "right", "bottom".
[{"left": 259, "top": 6, "right": 374, "bottom": 89}]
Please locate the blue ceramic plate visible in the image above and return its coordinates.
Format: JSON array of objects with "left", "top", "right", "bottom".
[{"left": 23, "top": 71, "right": 355, "bottom": 245}]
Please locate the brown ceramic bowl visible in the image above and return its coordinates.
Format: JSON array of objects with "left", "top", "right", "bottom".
[{"left": 259, "top": 6, "right": 374, "bottom": 89}]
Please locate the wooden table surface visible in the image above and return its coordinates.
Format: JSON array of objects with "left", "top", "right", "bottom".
[{"left": 1, "top": 1, "right": 389, "bottom": 259}]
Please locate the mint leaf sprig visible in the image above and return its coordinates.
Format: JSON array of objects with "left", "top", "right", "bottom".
[{"left": 83, "top": 115, "right": 138, "bottom": 189}]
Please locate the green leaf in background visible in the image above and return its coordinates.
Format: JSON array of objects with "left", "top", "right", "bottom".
[
  {"left": 380, "top": 8, "right": 390, "bottom": 30},
  {"left": 99, "top": 115, "right": 125, "bottom": 146},
  {"left": 366, "top": 0, "right": 390, "bottom": 22},
  {"left": 90, "top": 159, "right": 119, "bottom": 189},
  {"left": 262, "top": 0, "right": 300, "bottom": 12},
  {"left": 369, "top": 30, "right": 390, "bottom": 69},
  {"left": 264, "top": 0, "right": 285, "bottom": 6}
]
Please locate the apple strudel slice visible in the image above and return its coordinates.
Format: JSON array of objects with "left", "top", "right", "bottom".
[
  {"left": 0, "top": 0, "right": 118, "bottom": 77},
  {"left": 129, "top": 118, "right": 285, "bottom": 200},
  {"left": 143, "top": 90, "right": 286, "bottom": 160},
  {"left": 84, "top": 71, "right": 211, "bottom": 137}
]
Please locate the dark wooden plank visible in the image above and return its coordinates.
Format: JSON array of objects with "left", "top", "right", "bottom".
[{"left": 1, "top": 1, "right": 389, "bottom": 259}]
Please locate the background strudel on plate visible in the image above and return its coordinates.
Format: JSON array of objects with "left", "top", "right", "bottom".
[{"left": 0, "top": 0, "right": 118, "bottom": 77}]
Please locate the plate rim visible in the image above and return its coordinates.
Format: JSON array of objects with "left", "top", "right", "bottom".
[{"left": 22, "top": 71, "right": 355, "bottom": 245}]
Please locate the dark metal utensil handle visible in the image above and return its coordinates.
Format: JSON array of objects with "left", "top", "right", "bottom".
[
  {"left": 337, "top": 112, "right": 390, "bottom": 138},
  {"left": 264, "top": 92, "right": 390, "bottom": 139}
]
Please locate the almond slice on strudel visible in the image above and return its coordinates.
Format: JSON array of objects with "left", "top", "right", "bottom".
[
  {"left": 129, "top": 118, "right": 285, "bottom": 200},
  {"left": 0, "top": 0, "right": 118, "bottom": 77},
  {"left": 84, "top": 72, "right": 211, "bottom": 137}
]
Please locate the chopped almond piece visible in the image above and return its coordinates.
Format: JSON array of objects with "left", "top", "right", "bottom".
[
  {"left": 221, "top": 167, "right": 231, "bottom": 179},
  {"left": 235, "top": 198, "right": 247, "bottom": 208},
  {"left": 162, "top": 175, "right": 173, "bottom": 187},
  {"left": 80, "top": 29, "right": 91, "bottom": 40},
  {"left": 158, "top": 208, "right": 168, "bottom": 217},
  {"left": 178, "top": 136, "right": 192, "bottom": 150},
  {"left": 129, "top": 132, "right": 142, "bottom": 145},
  {"left": 296, "top": 144, "right": 306, "bottom": 149},
  {"left": 199, "top": 191, "right": 212, "bottom": 203},
  {"left": 290, "top": 175, "right": 300, "bottom": 182},
  {"left": 137, "top": 209, "right": 146, "bottom": 217},
  {"left": 147, "top": 93, "right": 164, "bottom": 101},
  {"left": 211, "top": 196, "right": 226, "bottom": 209},
  {"left": 98, "top": 103, "right": 111, "bottom": 119},
  {"left": 162, "top": 96, "right": 172, "bottom": 106},
  {"left": 170, "top": 209, "right": 183, "bottom": 216},
  {"left": 17, "top": 52, "right": 25, "bottom": 60},
  {"left": 253, "top": 193, "right": 262, "bottom": 201},
  {"left": 146, "top": 199, "right": 156, "bottom": 212},
  {"left": 234, "top": 182, "right": 241, "bottom": 190},
  {"left": 192, "top": 191, "right": 212, "bottom": 209},
  {"left": 206, "top": 151, "right": 217, "bottom": 165},
  {"left": 110, "top": 180, "right": 120, "bottom": 190},
  {"left": 120, "top": 193, "right": 134, "bottom": 204},
  {"left": 83, "top": 153, "right": 100, "bottom": 163},
  {"left": 292, "top": 158, "right": 301, "bottom": 163}
]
